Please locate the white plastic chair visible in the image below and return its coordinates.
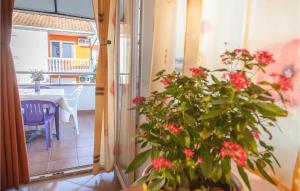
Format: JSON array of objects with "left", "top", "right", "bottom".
[{"left": 64, "top": 85, "right": 83, "bottom": 134}]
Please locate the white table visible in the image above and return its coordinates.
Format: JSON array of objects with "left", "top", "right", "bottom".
[{"left": 19, "top": 89, "right": 72, "bottom": 122}]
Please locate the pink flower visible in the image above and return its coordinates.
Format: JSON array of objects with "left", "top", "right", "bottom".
[
  {"left": 190, "top": 67, "right": 205, "bottom": 76},
  {"left": 168, "top": 124, "right": 181, "bottom": 135},
  {"left": 237, "top": 159, "right": 247, "bottom": 167},
  {"left": 161, "top": 78, "right": 171, "bottom": 86},
  {"left": 251, "top": 130, "right": 260, "bottom": 140},
  {"left": 234, "top": 49, "right": 250, "bottom": 56},
  {"left": 254, "top": 51, "right": 275, "bottom": 65},
  {"left": 219, "top": 141, "right": 247, "bottom": 167},
  {"left": 164, "top": 160, "right": 174, "bottom": 168},
  {"left": 151, "top": 157, "right": 173, "bottom": 169},
  {"left": 219, "top": 148, "right": 227, "bottom": 158},
  {"left": 183, "top": 148, "right": 195, "bottom": 158},
  {"left": 271, "top": 73, "right": 293, "bottom": 91},
  {"left": 228, "top": 72, "right": 250, "bottom": 89},
  {"left": 222, "top": 141, "right": 232, "bottom": 148},
  {"left": 132, "top": 96, "right": 145, "bottom": 104},
  {"left": 197, "top": 157, "right": 203, "bottom": 163}
]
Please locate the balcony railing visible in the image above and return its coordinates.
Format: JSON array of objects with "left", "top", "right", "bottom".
[{"left": 48, "top": 57, "right": 94, "bottom": 73}]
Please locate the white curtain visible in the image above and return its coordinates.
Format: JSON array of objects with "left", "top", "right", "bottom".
[
  {"left": 246, "top": 0, "right": 300, "bottom": 189},
  {"left": 93, "top": 0, "right": 117, "bottom": 173}
]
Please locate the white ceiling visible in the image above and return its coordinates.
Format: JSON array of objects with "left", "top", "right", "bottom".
[{"left": 14, "top": 0, "right": 94, "bottom": 19}]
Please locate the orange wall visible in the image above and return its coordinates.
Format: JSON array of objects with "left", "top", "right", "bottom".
[{"left": 48, "top": 34, "right": 91, "bottom": 59}]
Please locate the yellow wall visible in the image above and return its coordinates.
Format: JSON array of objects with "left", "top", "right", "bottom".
[{"left": 48, "top": 34, "right": 91, "bottom": 59}]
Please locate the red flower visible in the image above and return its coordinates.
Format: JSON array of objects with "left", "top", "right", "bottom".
[
  {"left": 197, "top": 157, "right": 203, "bottom": 163},
  {"left": 251, "top": 130, "right": 260, "bottom": 140},
  {"left": 271, "top": 73, "right": 293, "bottom": 91},
  {"left": 168, "top": 124, "right": 181, "bottom": 135},
  {"left": 151, "top": 157, "right": 173, "bottom": 169},
  {"left": 234, "top": 49, "right": 250, "bottom": 56},
  {"left": 223, "top": 141, "right": 231, "bottom": 148},
  {"left": 190, "top": 67, "right": 205, "bottom": 76},
  {"left": 164, "top": 160, "right": 174, "bottom": 168},
  {"left": 219, "top": 148, "right": 227, "bottom": 158},
  {"left": 219, "top": 141, "right": 247, "bottom": 166},
  {"left": 254, "top": 51, "right": 275, "bottom": 65},
  {"left": 183, "top": 148, "right": 195, "bottom": 158},
  {"left": 161, "top": 78, "right": 171, "bottom": 86},
  {"left": 132, "top": 96, "right": 145, "bottom": 104},
  {"left": 228, "top": 72, "right": 250, "bottom": 89}
]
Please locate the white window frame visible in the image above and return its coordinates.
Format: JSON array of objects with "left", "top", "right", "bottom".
[{"left": 50, "top": 40, "right": 76, "bottom": 58}]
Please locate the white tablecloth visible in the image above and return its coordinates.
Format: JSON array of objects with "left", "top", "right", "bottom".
[{"left": 19, "top": 89, "right": 72, "bottom": 122}]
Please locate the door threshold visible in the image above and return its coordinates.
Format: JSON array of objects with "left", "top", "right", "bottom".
[{"left": 30, "top": 165, "right": 93, "bottom": 183}]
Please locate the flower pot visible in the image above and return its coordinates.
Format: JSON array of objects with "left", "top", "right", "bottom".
[
  {"left": 142, "top": 165, "right": 243, "bottom": 191},
  {"left": 34, "top": 81, "right": 40, "bottom": 92}
]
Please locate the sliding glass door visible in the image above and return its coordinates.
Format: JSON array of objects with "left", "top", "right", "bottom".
[{"left": 115, "top": 0, "right": 141, "bottom": 187}]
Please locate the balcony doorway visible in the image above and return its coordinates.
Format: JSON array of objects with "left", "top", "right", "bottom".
[{"left": 11, "top": 1, "right": 97, "bottom": 178}]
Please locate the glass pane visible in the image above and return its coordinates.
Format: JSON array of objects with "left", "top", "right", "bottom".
[
  {"left": 116, "top": 0, "right": 133, "bottom": 184},
  {"left": 62, "top": 42, "right": 74, "bottom": 58},
  {"left": 57, "top": 0, "right": 94, "bottom": 19},
  {"left": 51, "top": 41, "right": 61, "bottom": 57}
]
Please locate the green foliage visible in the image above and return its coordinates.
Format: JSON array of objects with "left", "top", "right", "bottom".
[{"left": 127, "top": 49, "right": 290, "bottom": 190}]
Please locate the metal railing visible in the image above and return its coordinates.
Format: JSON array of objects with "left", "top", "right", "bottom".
[
  {"left": 16, "top": 71, "right": 96, "bottom": 86},
  {"left": 48, "top": 57, "right": 94, "bottom": 73}
]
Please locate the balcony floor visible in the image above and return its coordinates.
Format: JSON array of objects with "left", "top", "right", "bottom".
[{"left": 26, "top": 110, "right": 94, "bottom": 176}]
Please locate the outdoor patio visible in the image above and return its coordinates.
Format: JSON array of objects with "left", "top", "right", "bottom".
[{"left": 26, "top": 110, "right": 94, "bottom": 176}]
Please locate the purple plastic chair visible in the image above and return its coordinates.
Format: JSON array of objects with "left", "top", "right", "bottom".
[{"left": 21, "top": 100, "right": 60, "bottom": 148}]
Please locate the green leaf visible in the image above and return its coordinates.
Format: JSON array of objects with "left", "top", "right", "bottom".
[
  {"left": 199, "top": 128, "right": 211, "bottom": 140},
  {"left": 126, "top": 149, "right": 151, "bottom": 173},
  {"left": 202, "top": 110, "right": 222, "bottom": 120},
  {"left": 270, "top": 153, "right": 281, "bottom": 167},
  {"left": 183, "top": 113, "right": 196, "bottom": 125},
  {"left": 237, "top": 166, "right": 251, "bottom": 190},
  {"left": 133, "top": 174, "right": 150, "bottom": 186},
  {"left": 247, "top": 159, "right": 255, "bottom": 170},
  {"left": 211, "top": 75, "right": 220, "bottom": 84},
  {"left": 209, "top": 166, "right": 222, "bottom": 182},
  {"left": 147, "top": 178, "right": 166, "bottom": 191},
  {"left": 211, "top": 98, "right": 230, "bottom": 105},
  {"left": 254, "top": 102, "right": 287, "bottom": 117},
  {"left": 212, "top": 68, "right": 228, "bottom": 72},
  {"left": 141, "top": 141, "right": 148, "bottom": 148},
  {"left": 255, "top": 160, "right": 276, "bottom": 185},
  {"left": 155, "top": 69, "right": 166, "bottom": 77}
]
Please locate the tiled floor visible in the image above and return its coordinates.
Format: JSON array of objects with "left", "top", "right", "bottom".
[
  {"left": 8, "top": 171, "right": 122, "bottom": 191},
  {"left": 26, "top": 110, "right": 95, "bottom": 176}
]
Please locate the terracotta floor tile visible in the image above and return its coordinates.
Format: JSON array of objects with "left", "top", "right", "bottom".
[
  {"left": 78, "top": 156, "right": 93, "bottom": 166},
  {"left": 27, "top": 138, "right": 48, "bottom": 153},
  {"left": 77, "top": 147, "right": 93, "bottom": 158},
  {"left": 29, "top": 162, "right": 49, "bottom": 176},
  {"left": 28, "top": 150, "right": 51, "bottom": 164},
  {"left": 77, "top": 138, "right": 94, "bottom": 148},
  {"left": 26, "top": 111, "right": 95, "bottom": 175},
  {"left": 51, "top": 139, "right": 77, "bottom": 151},
  {"left": 48, "top": 158, "right": 79, "bottom": 171},
  {"left": 50, "top": 148, "right": 77, "bottom": 161}
]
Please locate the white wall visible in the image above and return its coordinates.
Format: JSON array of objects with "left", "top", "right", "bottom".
[
  {"left": 10, "top": 28, "right": 48, "bottom": 83},
  {"left": 50, "top": 85, "right": 95, "bottom": 111}
]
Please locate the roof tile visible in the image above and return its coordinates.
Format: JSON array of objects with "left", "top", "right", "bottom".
[{"left": 13, "top": 11, "right": 95, "bottom": 33}]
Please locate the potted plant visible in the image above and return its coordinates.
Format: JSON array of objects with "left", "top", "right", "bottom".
[
  {"left": 126, "top": 49, "right": 292, "bottom": 191},
  {"left": 31, "top": 70, "right": 44, "bottom": 92}
]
